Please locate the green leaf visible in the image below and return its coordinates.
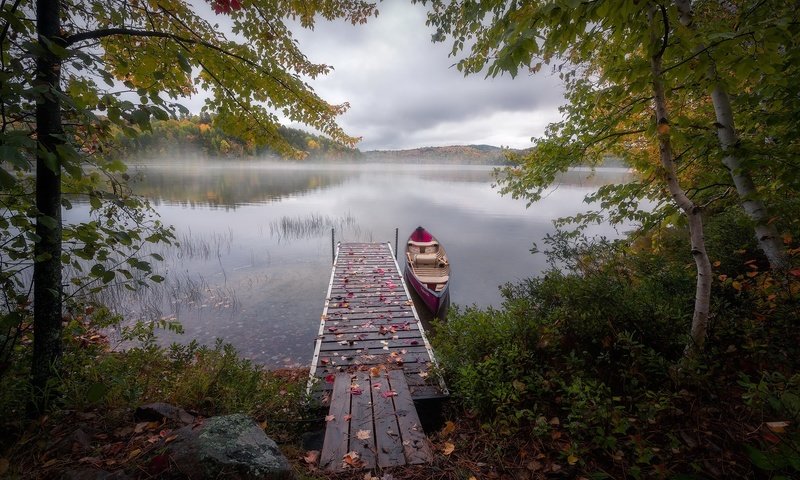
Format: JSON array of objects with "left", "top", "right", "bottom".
[
  {"left": 90, "top": 263, "right": 106, "bottom": 277},
  {"left": 177, "top": 52, "right": 192, "bottom": 74},
  {"left": 0, "top": 167, "right": 16, "bottom": 188},
  {"left": 150, "top": 274, "right": 165, "bottom": 283},
  {"left": 38, "top": 215, "right": 58, "bottom": 230},
  {"left": 746, "top": 445, "right": 787, "bottom": 471}
]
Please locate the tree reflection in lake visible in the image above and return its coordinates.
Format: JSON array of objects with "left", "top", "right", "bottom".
[{"left": 67, "top": 160, "right": 635, "bottom": 367}]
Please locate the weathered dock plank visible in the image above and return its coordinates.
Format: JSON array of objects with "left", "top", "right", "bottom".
[
  {"left": 308, "top": 242, "right": 447, "bottom": 402},
  {"left": 319, "top": 370, "right": 433, "bottom": 471},
  {"left": 310, "top": 242, "right": 447, "bottom": 470}
]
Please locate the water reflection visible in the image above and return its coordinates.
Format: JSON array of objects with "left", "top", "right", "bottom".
[{"left": 69, "top": 160, "right": 634, "bottom": 367}]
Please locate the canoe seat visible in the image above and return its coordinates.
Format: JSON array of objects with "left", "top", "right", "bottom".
[
  {"left": 414, "top": 253, "right": 439, "bottom": 265},
  {"left": 416, "top": 275, "right": 449, "bottom": 284}
]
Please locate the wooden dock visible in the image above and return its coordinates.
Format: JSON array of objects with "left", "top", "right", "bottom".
[{"left": 308, "top": 242, "right": 447, "bottom": 471}]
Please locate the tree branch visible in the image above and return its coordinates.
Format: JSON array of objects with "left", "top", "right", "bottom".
[{"left": 654, "top": 3, "right": 669, "bottom": 61}]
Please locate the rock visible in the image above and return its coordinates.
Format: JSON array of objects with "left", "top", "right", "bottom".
[
  {"left": 166, "top": 414, "right": 293, "bottom": 479},
  {"left": 134, "top": 402, "right": 195, "bottom": 424}
]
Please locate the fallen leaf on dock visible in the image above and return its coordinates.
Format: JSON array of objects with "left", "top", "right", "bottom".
[
  {"left": 356, "top": 429, "right": 371, "bottom": 440},
  {"left": 350, "top": 386, "right": 363, "bottom": 395},
  {"left": 343, "top": 451, "right": 365, "bottom": 468},
  {"left": 381, "top": 390, "right": 398, "bottom": 398},
  {"left": 325, "top": 415, "right": 335, "bottom": 422}
]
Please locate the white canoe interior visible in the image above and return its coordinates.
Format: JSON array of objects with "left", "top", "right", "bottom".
[{"left": 406, "top": 239, "right": 450, "bottom": 292}]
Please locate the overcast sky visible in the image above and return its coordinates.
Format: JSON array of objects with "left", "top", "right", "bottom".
[{"left": 194, "top": 2, "right": 566, "bottom": 151}]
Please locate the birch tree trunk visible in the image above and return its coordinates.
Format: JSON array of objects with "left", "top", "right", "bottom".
[
  {"left": 650, "top": 4, "right": 713, "bottom": 355},
  {"left": 674, "top": 0, "right": 789, "bottom": 272},
  {"left": 31, "top": 0, "right": 65, "bottom": 413}
]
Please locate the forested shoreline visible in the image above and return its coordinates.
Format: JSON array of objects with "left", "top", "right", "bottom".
[{"left": 113, "top": 116, "right": 521, "bottom": 165}]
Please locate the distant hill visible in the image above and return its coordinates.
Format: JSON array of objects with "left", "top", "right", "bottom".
[
  {"left": 363, "top": 145, "right": 527, "bottom": 165},
  {"left": 113, "top": 117, "right": 531, "bottom": 165}
]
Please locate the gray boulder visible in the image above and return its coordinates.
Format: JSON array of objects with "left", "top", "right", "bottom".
[{"left": 166, "top": 414, "right": 293, "bottom": 479}]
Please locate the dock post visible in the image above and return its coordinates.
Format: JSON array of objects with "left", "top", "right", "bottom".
[
  {"left": 395, "top": 227, "right": 399, "bottom": 259},
  {"left": 331, "top": 228, "right": 335, "bottom": 264}
]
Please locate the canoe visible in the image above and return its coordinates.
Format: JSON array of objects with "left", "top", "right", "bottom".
[{"left": 403, "top": 226, "right": 450, "bottom": 317}]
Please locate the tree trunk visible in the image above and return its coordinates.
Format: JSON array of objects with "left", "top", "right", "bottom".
[
  {"left": 675, "top": 0, "right": 789, "bottom": 272},
  {"left": 710, "top": 86, "right": 789, "bottom": 271},
  {"left": 650, "top": 4, "right": 713, "bottom": 355},
  {"left": 31, "top": 0, "right": 64, "bottom": 413}
]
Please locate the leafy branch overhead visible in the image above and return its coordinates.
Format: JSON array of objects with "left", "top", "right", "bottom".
[
  {"left": 67, "top": 0, "right": 377, "bottom": 157},
  {"left": 0, "top": 0, "right": 379, "bottom": 410},
  {"left": 421, "top": 0, "right": 799, "bottom": 353}
]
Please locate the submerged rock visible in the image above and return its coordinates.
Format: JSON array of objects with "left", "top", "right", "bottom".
[{"left": 167, "top": 414, "right": 293, "bottom": 479}]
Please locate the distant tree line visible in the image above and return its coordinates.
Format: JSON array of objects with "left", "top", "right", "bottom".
[{"left": 112, "top": 115, "right": 361, "bottom": 160}]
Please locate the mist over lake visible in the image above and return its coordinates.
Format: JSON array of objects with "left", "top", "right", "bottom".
[{"left": 65, "top": 160, "right": 634, "bottom": 368}]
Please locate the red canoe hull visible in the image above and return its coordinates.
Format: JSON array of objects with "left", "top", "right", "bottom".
[{"left": 404, "top": 226, "right": 450, "bottom": 317}]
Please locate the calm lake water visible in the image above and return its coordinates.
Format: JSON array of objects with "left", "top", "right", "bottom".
[{"left": 67, "top": 160, "right": 633, "bottom": 368}]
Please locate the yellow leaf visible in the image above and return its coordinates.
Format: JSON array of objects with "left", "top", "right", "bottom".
[
  {"left": 713, "top": 260, "right": 721, "bottom": 267},
  {"left": 442, "top": 442, "right": 455, "bottom": 455},
  {"left": 441, "top": 420, "right": 456, "bottom": 436},
  {"left": 732, "top": 281, "right": 742, "bottom": 291},
  {"left": 355, "top": 429, "right": 371, "bottom": 440},
  {"left": 127, "top": 448, "right": 141, "bottom": 460},
  {"left": 568, "top": 454, "right": 579, "bottom": 465},
  {"left": 747, "top": 271, "right": 758, "bottom": 278},
  {"left": 766, "top": 421, "right": 790, "bottom": 433}
]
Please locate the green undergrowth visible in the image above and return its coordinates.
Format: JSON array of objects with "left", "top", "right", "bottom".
[
  {"left": 432, "top": 219, "right": 800, "bottom": 479},
  {"left": 0, "top": 316, "right": 311, "bottom": 459}
]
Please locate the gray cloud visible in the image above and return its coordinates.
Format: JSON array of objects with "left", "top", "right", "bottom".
[
  {"left": 287, "top": 2, "right": 565, "bottom": 150},
  {"left": 185, "top": 2, "right": 565, "bottom": 150}
]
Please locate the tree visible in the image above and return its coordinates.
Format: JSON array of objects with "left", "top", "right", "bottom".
[
  {"left": 419, "top": 0, "right": 797, "bottom": 353},
  {"left": 1, "top": 0, "right": 377, "bottom": 411},
  {"left": 673, "top": 0, "right": 790, "bottom": 272}
]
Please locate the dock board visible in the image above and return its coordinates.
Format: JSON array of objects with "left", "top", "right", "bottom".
[
  {"left": 308, "top": 242, "right": 447, "bottom": 402},
  {"left": 309, "top": 242, "right": 447, "bottom": 470},
  {"left": 319, "top": 371, "right": 433, "bottom": 471}
]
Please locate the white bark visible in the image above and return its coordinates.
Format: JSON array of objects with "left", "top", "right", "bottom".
[
  {"left": 675, "top": 0, "right": 789, "bottom": 272},
  {"left": 650, "top": 4, "right": 713, "bottom": 354},
  {"left": 711, "top": 87, "right": 790, "bottom": 271}
]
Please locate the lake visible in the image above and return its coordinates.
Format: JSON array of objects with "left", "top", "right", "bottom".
[{"left": 67, "top": 160, "right": 633, "bottom": 368}]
